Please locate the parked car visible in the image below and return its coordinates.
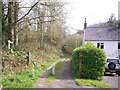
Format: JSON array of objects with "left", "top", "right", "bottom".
[{"left": 105, "top": 57, "right": 120, "bottom": 76}]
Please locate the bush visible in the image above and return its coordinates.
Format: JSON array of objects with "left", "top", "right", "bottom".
[
  {"left": 70, "top": 47, "right": 80, "bottom": 77},
  {"left": 71, "top": 43, "right": 106, "bottom": 80},
  {"left": 62, "top": 45, "right": 74, "bottom": 54},
  {"left": 2, "top": 51, "right": 26, "bottom": 74}
]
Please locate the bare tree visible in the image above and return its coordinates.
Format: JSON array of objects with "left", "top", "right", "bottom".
[{"left": 4, "top": 0, "right": 67, "bottom": 49}]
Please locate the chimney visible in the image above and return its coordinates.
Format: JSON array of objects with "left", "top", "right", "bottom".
[{"left": 84, "top": 18, "right": 87, "bottom": 29}]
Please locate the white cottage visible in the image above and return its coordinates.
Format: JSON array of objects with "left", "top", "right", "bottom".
[{"left": 83, "top": 19, "right": 120, "bottom": 58}]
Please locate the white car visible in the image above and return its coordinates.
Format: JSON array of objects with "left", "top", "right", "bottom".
[{"left": 105, "top": 57, "right": 120, "bottom": 76}]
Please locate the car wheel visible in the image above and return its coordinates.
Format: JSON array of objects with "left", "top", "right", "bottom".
[{"left": 108, "top": 62, "right": 116, "bottom": 70}]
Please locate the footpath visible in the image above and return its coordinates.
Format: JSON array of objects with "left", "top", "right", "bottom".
[{"left": 35, "top": 59, "right": 93, "bottom": 88}]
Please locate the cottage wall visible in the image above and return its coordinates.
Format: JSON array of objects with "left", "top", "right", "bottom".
[{"left": 84, "top": 41, "right": 119, "bottom": 58}]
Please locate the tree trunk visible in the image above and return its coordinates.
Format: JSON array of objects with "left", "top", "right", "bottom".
[
  {"left": 14, "top": 2, "right": 19, "bottom": 46},
  {"left": 8, "top": 2, "right": 14, "bottom": 49},
  {"left": 8, "top": 2, "right": 19, "bottom": 49},
  {"left": 40, "top": 10, "right": 45, "bottom": 47}
]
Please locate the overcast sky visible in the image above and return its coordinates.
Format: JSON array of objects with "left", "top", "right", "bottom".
[{"left": 65, "top": 0, "right": 120, "bottom": 34}]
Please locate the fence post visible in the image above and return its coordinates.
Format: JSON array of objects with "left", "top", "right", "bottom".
[{"left": 26, "top": 51, "right": 30, "bottom": 66}]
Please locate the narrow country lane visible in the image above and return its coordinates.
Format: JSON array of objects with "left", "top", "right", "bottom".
[
  {"left": 35, "top": 59, "right": 119, "bottom": 89},
  {"left": 35, "top": 59, "right": 93, "bottom": 88},
  {"left": 49, "top": 60, "right": 93, "bottom": 88}
]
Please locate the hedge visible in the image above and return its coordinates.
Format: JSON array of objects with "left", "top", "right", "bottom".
[{"left": 71, "top": 43, "right": 106, "bottom": 80}]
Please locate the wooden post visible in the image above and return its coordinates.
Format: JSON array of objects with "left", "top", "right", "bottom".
[
  {"left": 26, "top": 51, "right": 30, "bottom": 66},
  {"left": 2, "top": 60, "right": 4, "bottom": 72}
]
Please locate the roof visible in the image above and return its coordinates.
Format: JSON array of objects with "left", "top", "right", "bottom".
[{"left": 84, "top": 23, "right": 120, "bottom": 41}]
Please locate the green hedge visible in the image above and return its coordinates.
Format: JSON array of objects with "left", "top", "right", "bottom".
[{"left": 71, "top": 43, "right": 106, "bottom": 80}]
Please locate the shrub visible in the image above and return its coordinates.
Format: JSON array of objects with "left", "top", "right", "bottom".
[
  {"left": 71, "top": 43, "right": 106, "bottom": 80},
  {"left": 62, "top": 45, "right": 74, "bottom": 54},
  {"left": 70, "top": 47, "right": 80, "bottom": 77}
]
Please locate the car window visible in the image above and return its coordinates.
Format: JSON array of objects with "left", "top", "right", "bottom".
[{"left": 107, "top": 59, "right": 119, "bottom": 64}]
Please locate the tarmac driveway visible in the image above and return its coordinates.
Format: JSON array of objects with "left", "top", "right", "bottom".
[{"left": 102, "top": 73, "right": 119, "bottom": 88}]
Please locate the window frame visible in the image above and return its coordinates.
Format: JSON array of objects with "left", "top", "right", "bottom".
[{"left": 97, "top": 43, "right": 104, "bottom": 49}]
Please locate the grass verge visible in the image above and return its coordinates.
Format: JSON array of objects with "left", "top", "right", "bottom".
[
  {"left": 75, "top": 78, "right": 111, "bottom": 88},
  {"left": 2, "top": 56, "right": 59, "bottom": 88}
]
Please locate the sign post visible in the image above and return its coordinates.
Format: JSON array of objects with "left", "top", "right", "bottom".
[{"left": 8, "top": 40, "right": 13, "bottom": 52}]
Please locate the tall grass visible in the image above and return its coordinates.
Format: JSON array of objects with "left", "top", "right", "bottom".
[{"left": 2, "top": 56, "right": 59, "bottom": 88}]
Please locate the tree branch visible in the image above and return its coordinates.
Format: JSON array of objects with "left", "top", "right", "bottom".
[
  {"left": 17, "top": 19, "right": 56, "bottom": 33},
  {"left": 16, "top": 0, "right": 41, "bottom": 23}
]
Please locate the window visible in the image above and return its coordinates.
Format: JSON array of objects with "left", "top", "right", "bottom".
[
  {"left": 101, "top": 43, "right": 104, "bottom": 49},
  {"left": 107, "top": 59, "right": 119, "bottom": 64},
  {"left": 118, "top": 43, "right": 120, "bottom": 49},
  {"left": 97, "top": 43, "right": 104, "bottom": 49},
  {"left": 97, "top": 43, "right": 100, "bottom": 48}
]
